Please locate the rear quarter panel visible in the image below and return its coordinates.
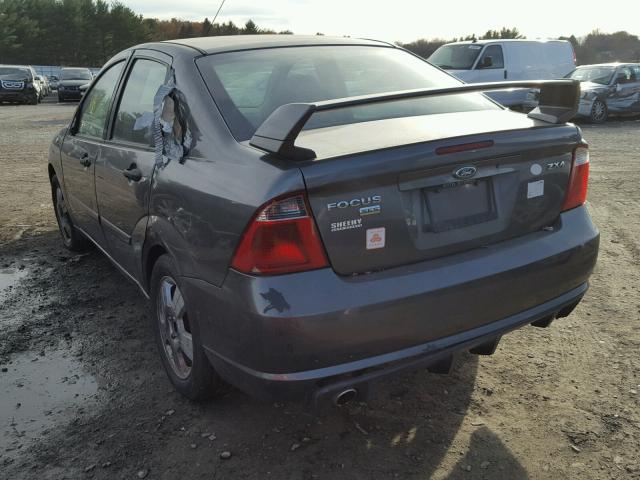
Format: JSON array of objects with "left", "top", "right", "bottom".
[
  {"left": 146, "top": 54, "right": 305, "bottom": 287},
  {"left": 148, "top": 150, "right": 304, "bottom": 286}
]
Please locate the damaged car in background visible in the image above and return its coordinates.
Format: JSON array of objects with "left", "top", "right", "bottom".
[
  {"left": 48, "top": 36, "right": 599, "bottom": 409},
  {"left": 525, "top": 63, "right": 640, "bottom": 123}
]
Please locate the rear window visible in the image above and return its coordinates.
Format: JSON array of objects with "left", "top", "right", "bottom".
[
  {"left": 0, "top": 67, "right": 31, "bottom": 79},
  {"left": 198, "top": 45, "right": 498, "bottom": 141},
  {"left": 61, "top": 69, "right": 92, "bottom": 81},
  {"left": 566, "top": 66, "right": 615, "bottom": 85}
]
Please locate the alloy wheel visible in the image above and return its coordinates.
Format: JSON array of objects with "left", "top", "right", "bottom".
[
  {"left": 157, "top": 276, "right": 193, "bottom": 379},
  {"left": 591, "top": 100, "right": 607, "bottom": 123}
]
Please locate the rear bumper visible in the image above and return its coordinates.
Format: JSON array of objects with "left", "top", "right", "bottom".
[
  {"left": 181, "top": 206, "right": 599, "bottom": 401},
  {"left": 218, "top": 284, "right": 586, "bottom": 409}
]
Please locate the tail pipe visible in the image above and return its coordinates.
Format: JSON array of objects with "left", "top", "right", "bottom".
[{"left": 333, "top": 388, "right": 358, "bottom": 406}]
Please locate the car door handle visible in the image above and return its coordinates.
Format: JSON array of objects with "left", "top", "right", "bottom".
[
  {"left": 80, "top": 152, "right": 92, "bottom": 167},
  {"left": 122, "top": 165, "right": 142, "bottom": 182}
]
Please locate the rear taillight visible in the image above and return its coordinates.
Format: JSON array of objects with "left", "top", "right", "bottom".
[
  {"left": 562, "top": 146, "right": 589, "bottom": 212},
  {"left": 231, "top": 193, "right": 328, "bottom": 275}
]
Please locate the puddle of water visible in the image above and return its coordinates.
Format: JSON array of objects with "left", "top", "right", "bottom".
[
  {"left": 0, "top": 348, "right": 98, "bottom": 458},
  {"left": 0, "top": 267, "right": 28, "bottom": 303}
]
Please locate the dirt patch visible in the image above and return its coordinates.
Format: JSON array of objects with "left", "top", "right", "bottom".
[
  {"left": 1, "top": 347, "right": 98, "bottom": 461},
  {"left": 0, "top": 104, "right": 639, "bottom": 479}
]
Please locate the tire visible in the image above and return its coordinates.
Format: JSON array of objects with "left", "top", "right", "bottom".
[
  {"left": 51, "top": 175, "right": 89, "bottom": 251},
  {"left": 150, "top": 255, "right": 223, "bottom": 400},
  {"left": 28, "top": 93, "right": 38, "bottom": 105},
  {"left": 590, "top": 99, "right": 608, "bottom": 124}
]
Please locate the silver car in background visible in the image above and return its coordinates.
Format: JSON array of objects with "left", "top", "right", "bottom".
[{"left": 526, "top": 63, "right": 640, "bottom": 123}]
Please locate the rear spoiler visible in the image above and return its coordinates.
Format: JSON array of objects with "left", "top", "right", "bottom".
[{"left": 249, "top": 80, "right": 580, "bottom": 161}]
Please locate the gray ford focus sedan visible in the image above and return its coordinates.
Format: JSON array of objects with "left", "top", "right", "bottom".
[{"left": 48, "top": 35, "right": 599, "bottom": 408}]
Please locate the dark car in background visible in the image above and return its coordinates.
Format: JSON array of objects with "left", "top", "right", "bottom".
[
  {"left": 0, "top": 65, "right": 39, "bottom": 104},
  {"left": 48, "top": 36, "right": 599, "bottom": 408},
  {"left": 58, "top": 67, "right": 93, "bottom": 101}
]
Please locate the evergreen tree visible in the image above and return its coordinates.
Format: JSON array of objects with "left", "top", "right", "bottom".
[
  {"left": 201, "top": 17, "right": 213, "bottom": 36},
  {"left": 0, "top": 12, "right": 20, "bottom": 57},
  {"left": 178, "top": 22, "right": 196, "bottom": 38},
  {"left": 244, "top": 20, "right": 258, "bottom": 34},
  {"left": 480, "top": 27, "right": 524, "bottom": 40}
]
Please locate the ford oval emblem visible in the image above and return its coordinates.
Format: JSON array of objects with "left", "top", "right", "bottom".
[{"left": 453, "top": 166, "right": 477, "bottom": 179}]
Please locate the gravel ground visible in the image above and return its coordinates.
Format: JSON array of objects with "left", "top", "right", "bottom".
[{"left": 0, "top": 99, "right": 639, "bottom": 480}]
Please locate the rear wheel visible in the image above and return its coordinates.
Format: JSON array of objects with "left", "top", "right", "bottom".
[
  {"left": 51, "top": 175, "right": 89, "bottom": 251},
  {"left": 590, "top": 99, "right": 608, "bottom": 123},
  {"left": 150, "top": 255, "right": 223, "bottom": 400}
]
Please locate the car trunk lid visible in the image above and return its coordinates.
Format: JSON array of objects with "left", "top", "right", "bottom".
[{"left": 297, "top": 109, "right": 581, "bottom": 275}]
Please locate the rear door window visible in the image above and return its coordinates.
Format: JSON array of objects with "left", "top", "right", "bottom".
[
  {"left": 616, "top": 67, "right": 633, "bottom": 84},
  {"left": 77, "top": 62, "right": 124, "bottom": 139},
  {"left": 112, "top": 59, "right": 168, "bottom": 145}
]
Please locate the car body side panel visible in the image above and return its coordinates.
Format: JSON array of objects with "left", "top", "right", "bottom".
[
  {"left": 148, "top": 150, "right": 306, "bottom": 287},
  {"left": 50, "top": 45, "right": 305, "bottom": 291},
  {"left": 95, "top": 49, "right": 173, "bottom": 279},
  {"left": 145, "top": 54, "right": 307, "bottom": 287},
  {"left": 59, "top": 135, "right": 103, "bottom": 242},
  {"left": 607, "top": 78, "right": 640, "bottom": 113},
  {"left": 96, "top": 144, "right": 157, "bottom": 276},
  {"left": 48, "top": 127, "right": 67, "bottom": 178}
]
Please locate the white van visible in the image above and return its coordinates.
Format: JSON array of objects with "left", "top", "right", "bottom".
[{"left": 427, "top": 39, "right": 576, "bottom": 107}]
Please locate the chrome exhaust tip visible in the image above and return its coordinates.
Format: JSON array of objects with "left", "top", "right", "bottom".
[{"left": 334, "top": 388, "right": 358, "bottom": 406}]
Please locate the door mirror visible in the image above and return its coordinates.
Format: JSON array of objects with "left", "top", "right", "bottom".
[{"left": 479, "top": 56, "right": 493, "bottom": 68}]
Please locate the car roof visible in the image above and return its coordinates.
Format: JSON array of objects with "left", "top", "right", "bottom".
[
  {"left": 0, "top": 64, "right": 30, "bottom": 69},
  {"left": 154, "top": 34, "right": 393, "bottom": 55},
  {"left": 447, "top": 39, "right": 569, "bottom": 45}
]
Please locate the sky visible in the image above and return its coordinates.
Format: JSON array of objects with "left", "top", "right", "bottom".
[{"left": 126, "top": 0, "right": 640, "bottom": 43}]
